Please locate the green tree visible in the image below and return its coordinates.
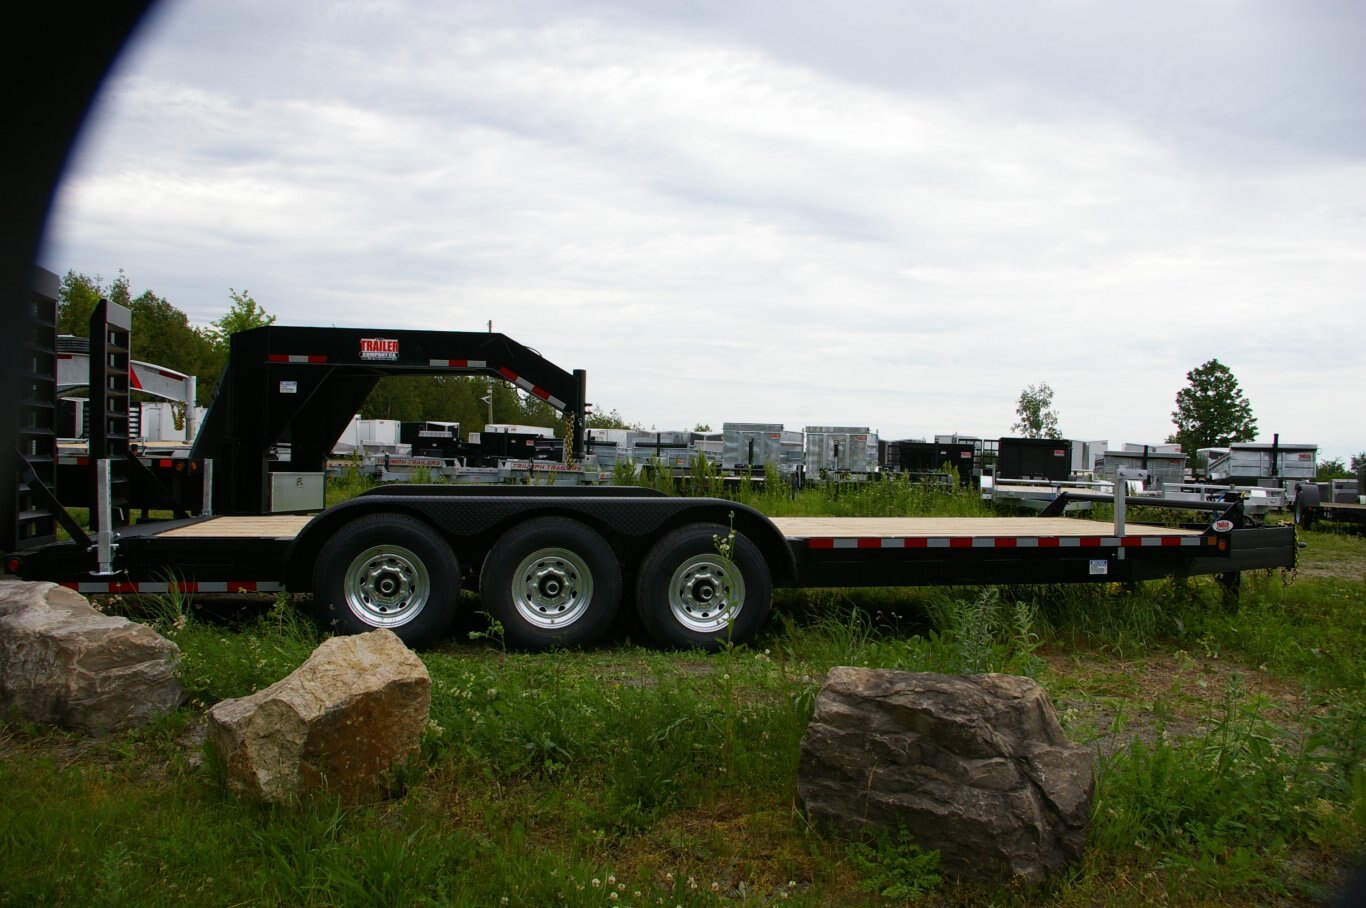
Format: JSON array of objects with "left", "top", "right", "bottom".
[
  {"left": 361, "top": 377, "right": 425, "bottom": 422},
  {"left": 1350, "top": 452, "right": 1365, "bottom": 474},
  {"left": 128, "top": 290, "right": 214, "bottom": 382},
  {"left": 1011, "top": 383, "right": 1061, "bottom": 439},
  {"left": 586, "top": 408, "right": 639, "bottom": 430},
  {"left": 58, "top": 270, "right": 130, "bottom": 336},
  {"left": 1167, "top": 359, "right": 1258, "bottom": 454},
  {"left": 208, "top": 289, "right": 276, "bottom": 351},
  {"left": 1316, "top": 457, "right": 1349, "bottom": 480}
]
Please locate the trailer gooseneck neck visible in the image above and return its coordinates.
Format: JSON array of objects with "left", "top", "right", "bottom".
[{"left": 190, "top": 324, "right": 589, "bottom": 515}]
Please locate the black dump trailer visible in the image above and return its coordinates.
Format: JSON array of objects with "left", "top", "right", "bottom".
[
  {"left": 996, "top": 437, "right": 1072, "bottom": 482},
  {"left": 5, "top": 272, "right": 1298, "bottom": 651}
]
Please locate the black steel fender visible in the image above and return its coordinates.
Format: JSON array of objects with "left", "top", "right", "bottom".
[{"left": 286, "top": 492, "right": 796, "bottom": 592}]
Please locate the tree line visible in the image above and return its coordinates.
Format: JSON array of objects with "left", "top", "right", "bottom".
[{"left": 56, "top": 271, "right": 635, "bottom": 433}]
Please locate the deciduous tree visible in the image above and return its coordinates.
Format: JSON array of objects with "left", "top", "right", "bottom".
[
  {"left": 1167, "top": 359, "right": 1258, "bottom": 454},
  {"left": 58, "top": 270, "right": 130, "bottom": 335},
  {"left": 209, "top": 289, "right": 277, "bottom": 350},
  {"left": 1012, "top": 383, "right": 1062, "bottom": 439}
]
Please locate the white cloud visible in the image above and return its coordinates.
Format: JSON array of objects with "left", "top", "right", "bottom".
[{"left": 44, "top": 0, "right": 1366, "bottom": 459}]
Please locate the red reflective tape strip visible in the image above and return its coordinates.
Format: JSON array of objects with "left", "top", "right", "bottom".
[
  {"left": 809, "top": 538, "right": 834, "bottom": 549},
  {"left": 856, "top": 538, "right": 880, "bottom": 549},
  {"left": 157, "top": 459, "right": 172, "bottom": 468},
  {"left": 1038, "top": 537, "right": 1061, "bottom": 547},
  {"left": 498, "top": 366, "right": 518, "bottom": 381},
  {"left": 994, "top": 537, "right": 1017, "bottom": 548},
  {"left": 1079, "top": 537, "right": 1103, "bottom": 547},
  {"left": 1122, "top": 537, "right": 1145, "bottom": 547},
  {"left": 129, "top": 370, "right": 143, "bottom": 390},
  {"left": 530, "top": 384, "right": 551, "bottom": 401},
  {"left": 948, "top": 538, "right": 972, "bottom": 548},
  {"left": 267, "top": 354, "right": 326, "bottom": 363},
  {"left": 903, "top": 537, "right": 928, "bottom": 548}
]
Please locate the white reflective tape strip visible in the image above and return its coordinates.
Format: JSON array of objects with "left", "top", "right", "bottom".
[
  {"left": 1016, "top": 538, "right": 1039, "bottom": 547},
  {"left": 428, "top": 359, "right": 487, "bottom": 368},
  {"left": 831, "top": 538, "right": 859, "bottom": 549},
  {"left": 879, "top": 538, "right": 903, "bottom": 549}
]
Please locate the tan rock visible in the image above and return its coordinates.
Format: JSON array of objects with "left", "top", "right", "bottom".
[{"left": 208, "top": 629, "right": 430, "bottom": 805}]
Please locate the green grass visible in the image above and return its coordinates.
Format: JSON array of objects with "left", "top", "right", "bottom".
[{"left": 5, "top": 507, "right": 1364, "bottom": 906}]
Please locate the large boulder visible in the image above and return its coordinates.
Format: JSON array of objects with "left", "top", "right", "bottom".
[
  {"left": 797, "top": 667, "right": 1092, "bottom": 884},
  {"left": 0, "top": 580, "right": 184, "bottom": 733},
  {"left": 208, "top": 629, "right": 430, "bottom": 805}
]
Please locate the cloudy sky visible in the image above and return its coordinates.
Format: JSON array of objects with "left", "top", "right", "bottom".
[{"left": 43, "top": 0, "right": 1366, "bottom": 460}]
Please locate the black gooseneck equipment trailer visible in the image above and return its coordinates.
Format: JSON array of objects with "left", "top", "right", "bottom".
[{"left": 4, "top": 273, "right": 1298, "bottom": 650}]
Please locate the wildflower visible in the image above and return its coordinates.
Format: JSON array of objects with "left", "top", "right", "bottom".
[
  {"left": 592, "top": 878, "right": 601, "bottom": 888},
  {"left": 500, "top": 899, "right": 509, "bottom": 906},
  {"left": 608, "top": 894, "right": 617, "bottom": 902},
  {"left": 711, "top": 881, "right": 720, "bottom": 892},
  {"left": 608, "top": 875, "right": 616, "bottom": 885}
]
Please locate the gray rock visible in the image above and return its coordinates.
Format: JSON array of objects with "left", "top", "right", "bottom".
[
  {"left": 0, "top": 580, "right": 184, "bottom": 733},
  {"left": 797, "top": 667, "right": 1093, "bottom": 884},
  {"left": 208, "top": 629, "right": 430, "bottom": 805}
]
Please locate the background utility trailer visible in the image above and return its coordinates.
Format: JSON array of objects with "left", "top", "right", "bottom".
[{"left": 5, "top": 273, "right": 1298, "bottom": 650}]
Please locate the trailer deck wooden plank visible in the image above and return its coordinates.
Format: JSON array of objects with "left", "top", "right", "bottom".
[
  {"left": 152, "top": 516, "right": 312, "bottom": 539},
  {"left": 770, "top": 517, "right": 1200, "bottom": 538}
]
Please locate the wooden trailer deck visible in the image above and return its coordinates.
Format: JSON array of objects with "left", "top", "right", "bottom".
[
  {"left": 149, "top": 515, "right": 1204, "bottom": 543},
  {"left": 151, "top": 516, "right": 313, "bottom": 539},
  {"left": 153, "top": 515, "right": 1200, "bottom": 543}
]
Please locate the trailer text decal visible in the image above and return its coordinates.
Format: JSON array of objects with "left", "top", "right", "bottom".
[{"left": 360, "top": 337, "right": 399, "bottom": 361}]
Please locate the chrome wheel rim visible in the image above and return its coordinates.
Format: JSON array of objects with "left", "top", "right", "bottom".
[
  {"left": 667, "top": 554, "right": 743, "bottom": 633},
  {"left": 342, "top": 544, "right": 430, "bottom": 627},
  {"left": 511, "top": 547, "right": 594, "bottom": 629}
]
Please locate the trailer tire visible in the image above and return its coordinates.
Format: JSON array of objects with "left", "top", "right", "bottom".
[
  {"left": 479, "top": 517, "right": 621, "bottom": 650},
  {"left": 635, "top": 523, "right": 772, "bottom": 650},
  {"left": 312, "top": 514, "right": 460, "bottom": 648}
]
